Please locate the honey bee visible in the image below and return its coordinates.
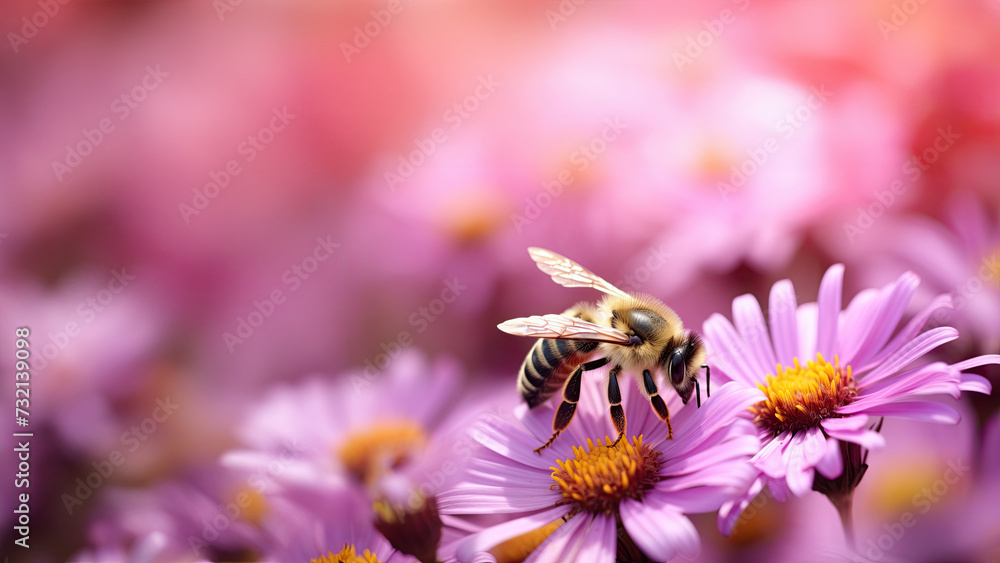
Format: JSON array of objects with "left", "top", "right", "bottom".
[{"left": 499, "top": 248, "right": 709, "bottom": 454}]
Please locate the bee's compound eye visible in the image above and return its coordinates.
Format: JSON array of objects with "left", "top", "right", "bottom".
[{"left": 669, "top": 350, "right": 686, "bottom": 386}]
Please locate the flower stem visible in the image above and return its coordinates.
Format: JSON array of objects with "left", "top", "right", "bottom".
[{"left": 828, "top": 491, "right": 855, "bottom": 550}]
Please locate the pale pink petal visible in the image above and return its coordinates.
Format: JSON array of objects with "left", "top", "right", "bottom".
[
  {"left": 621, "top": 498, "right": 700, "bottom": 561},
  {"left": 815, "top": 264, "right": 844, "bottom": 359},
  {"left": 733, "top": 294, "right": 778, "bottom": 379},
  {"left": 767, "top": 279, "right": 800, "bottom": 366}
]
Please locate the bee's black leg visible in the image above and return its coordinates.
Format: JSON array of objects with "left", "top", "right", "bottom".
[
  {"left": 535, "top": 357, "right": 609, "bottom": 454},
  {"left": 696, "top": 363, "right": 710, "bottom": 407},
  {"left": 642, "top": 369, "right": 673, "bottom": 439},
  {"left": 607, "top": 366, "right": 626, "bottom": 447}
]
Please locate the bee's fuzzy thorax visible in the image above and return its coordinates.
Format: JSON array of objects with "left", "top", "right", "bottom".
[{"left": 598, "top": 293, "right": 685, "bottom": 373}]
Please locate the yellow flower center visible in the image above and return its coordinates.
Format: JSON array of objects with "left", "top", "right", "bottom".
[
  {"left": 312, "top": 544, "right": 381, "bottom": 563},
  {"left": 338, "top": 421, "right": 426, "bottom": 484},
  {"left": 550, "top": 436, "right": 660, "bottom": 515},
  {"left": 751, "top": 354, "right": 857, "bottom": 437}
]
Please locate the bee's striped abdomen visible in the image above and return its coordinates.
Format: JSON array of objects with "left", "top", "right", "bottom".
[{"left": 517, "top": 304, "right": 601, "bottom": 408}]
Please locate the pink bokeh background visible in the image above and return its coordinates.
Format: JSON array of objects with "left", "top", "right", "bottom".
[{"left": 1, "top": 0, "right": 999, "bottom": 561}]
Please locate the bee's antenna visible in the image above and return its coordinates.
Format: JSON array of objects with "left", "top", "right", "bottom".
[
  {"left": 704, "top": 364, "right": 710, "bottom": 398},
  {"left": 695, "top": 379, "right": 701, "bottom": 408}
]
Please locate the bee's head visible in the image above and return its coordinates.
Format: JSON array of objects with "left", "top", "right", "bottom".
[{"left": 660, "top": 332, "right": 706, "bottom": 404}]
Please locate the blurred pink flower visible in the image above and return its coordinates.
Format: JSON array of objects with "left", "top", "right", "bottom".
[{"left": 825, "top": 194, "right": 1000, "bottom": 353}]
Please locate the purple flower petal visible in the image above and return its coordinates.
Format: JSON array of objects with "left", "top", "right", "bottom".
[
  {"left": 952, "top": 354, "right": 1000, "bottom": 372},
  {"left": 782, "top": 428, "right": 822, "bottom": 496},
  {"left": 471, "top": 417, "right": 556, "bottom": 471},
  {"left": 704, "top": 313, "right": 758, "bottom": 385},
  {"left": 858, "top": 327, "right": 959, "bottom": 386},
  {"left": 853, "top": 363, "right": 960, "bottom": 406},
  {"left": 796, "top": 303, "right": 818, "bottom": 360},
  {"left": 815, "top": 264, "right": 844, "bottom": 359},
  {"left": 751, "top": 431, "right": 791, "bottom": 479},
  {"left": 837, "top": 288, "right": 882, "bottom": 365},
  {"left": 864, "top": 294, "right": 953, "bottom": 368},
  {"left": 659, "top": 433, "right": 760, "bottom": 479},
  {"left": 655, "top": 457, "right": 759, "bottom": 494},
  {"left": 733, "top": 294, "right": 778, "bottom": 379},
  {"left": 848, "top": 272, "right": 920, "bottom": 365},
  {"left": 718, "top": 476, "right": 765, "bottom": 535},
  {"left": 566, "top": 513, "right": 615, "bottom": 563},
  {"left": 843, "top": 401, "right": 960, "bottom": 424},
  {"left": 621, "top": 497, "right": 700, "bottom": 561},
  {"left": 814, "top": 435, "right": 843, "bottom": 479},
  {"left": 768, "top": 279, "right": 800, "bottom": 366},
  {"left": 821, "top": 415, "right": 885, "bottom": 449},
  {"left": 660, "top": 384, "right": 763, "bottom": 459},
  {"left": 960, "top": 373, "right": 992, "bottom": 394},
  {"left": 456, "top": 505, "right": 570, "bottom": 561}
]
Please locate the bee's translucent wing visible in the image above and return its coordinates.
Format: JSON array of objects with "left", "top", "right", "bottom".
[
  {"left": 498, "top": 314, "right": 632, "bottom": 344},
  {"left": 527, "top": 247, "right": 631, "bottom": 299}
]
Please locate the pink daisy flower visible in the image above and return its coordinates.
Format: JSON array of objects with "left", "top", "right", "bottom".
[
  {"left": 704, "top": 263, "right": 997, "bottom": 539},
  {"left": 438, "top": 374, "right": 761, "bottom": 563}
]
